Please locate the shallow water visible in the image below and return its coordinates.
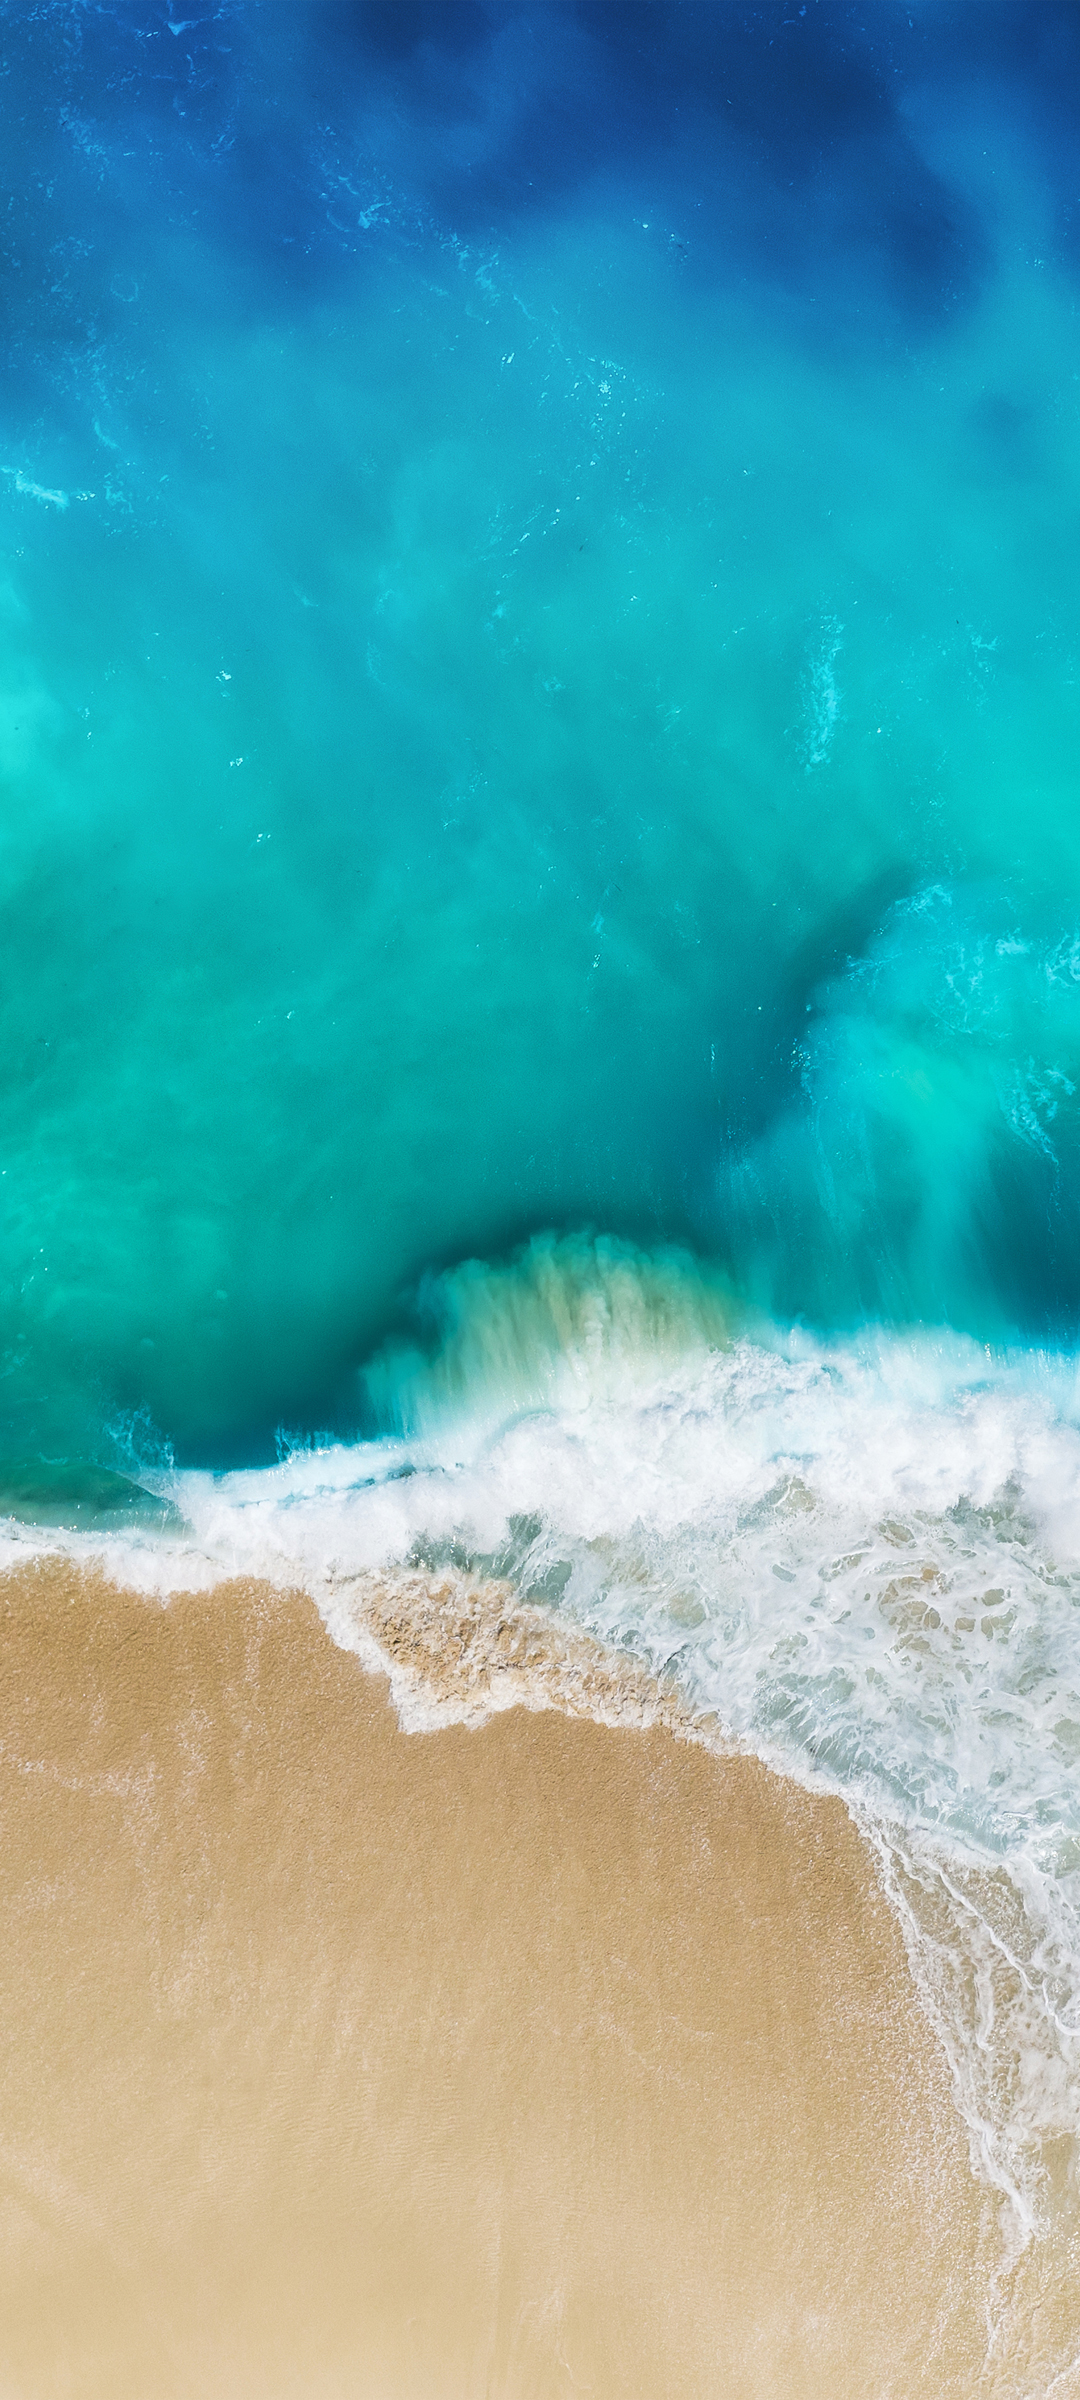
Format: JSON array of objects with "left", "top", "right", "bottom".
[
  {"left": 0, "top": 1563, "right": 1014, "bottom": 2400},
  {"left": 9, "top": 0, "right": 1080, "bottom": 2358},
  {"left": 25, "top": 1240, "right": 1080, "bottom": 2254}
]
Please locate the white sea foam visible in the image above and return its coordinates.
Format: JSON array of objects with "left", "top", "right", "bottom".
[
  {"left": 1, "top": 468, "right": 70, "bottom": 510},
  {"left": 8, "top": 1236, "right": 1080, "bottom": 2237}
]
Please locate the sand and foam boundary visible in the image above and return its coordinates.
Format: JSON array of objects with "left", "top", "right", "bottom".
[{"left": 0, "top": 1554, "right": 1077, "bottom": 2396}]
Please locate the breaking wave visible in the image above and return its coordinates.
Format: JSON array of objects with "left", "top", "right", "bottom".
[{"left": 9, "top": 1234, "right": 1080, "bottom": 2243}]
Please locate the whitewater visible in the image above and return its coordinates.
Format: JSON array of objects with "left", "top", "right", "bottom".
[{"left": 9, "top": 1233, "right": 1080, "bottom": 2246}]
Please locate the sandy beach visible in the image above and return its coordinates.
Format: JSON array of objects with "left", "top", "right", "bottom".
[{"left": 0, "top": 1557, "right": 1060, "bottom": 2398}]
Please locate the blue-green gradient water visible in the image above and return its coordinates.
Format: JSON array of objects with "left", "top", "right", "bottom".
[
  {"left": 9, "top": 0, "right": 1080, "bottom": 1467},
  {"left": 13, "top": 0, "right": 1080, "bottom": 2265}
]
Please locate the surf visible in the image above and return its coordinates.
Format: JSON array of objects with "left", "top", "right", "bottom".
[{"left": 6, "top": 1231, "right": 1080, "bottom": 2243}]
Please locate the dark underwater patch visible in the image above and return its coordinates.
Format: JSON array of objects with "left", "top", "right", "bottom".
[{"left": 0, "top": 1461, "right": 181, "bottom": 1531}]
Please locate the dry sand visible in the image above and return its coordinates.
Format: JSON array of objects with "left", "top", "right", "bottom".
[{"left": 0, "top": 1557, "right": 1064, "bottom": 2397}]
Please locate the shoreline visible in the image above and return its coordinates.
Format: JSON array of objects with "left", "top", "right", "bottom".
[{"left": 0, "top": 1556, "right": 1071, "bottom": 2396}]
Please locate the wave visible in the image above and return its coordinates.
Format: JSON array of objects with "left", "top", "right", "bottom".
[{"left": 10, "top": 1231, "right": 1080, "bottom": 2242}]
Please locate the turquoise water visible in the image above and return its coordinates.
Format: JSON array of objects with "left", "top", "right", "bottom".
[
  {"left": 7, "top": 1, "right": 1080, "bottom": 1468},
  {"left": 13, "top": 0, "right": 1080, "bottom": 2262}
]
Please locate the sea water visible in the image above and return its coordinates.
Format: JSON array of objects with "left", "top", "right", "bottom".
[{"left": 8, "top": 0, "right": 1080, "bottom": 2284}]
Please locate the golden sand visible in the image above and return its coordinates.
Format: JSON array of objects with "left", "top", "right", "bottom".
[{"left": 0, "top": 1556, "right": 1069, "bottom": 2397}]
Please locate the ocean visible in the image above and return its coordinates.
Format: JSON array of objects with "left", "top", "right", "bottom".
[{"left": 7, "top": 2, "right": 1080, "bottom": 2388}]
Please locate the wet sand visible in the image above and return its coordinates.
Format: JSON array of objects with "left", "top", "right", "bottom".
[{"left": 0, "top": 1557, "right": 1043, "bottom": 2397}]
